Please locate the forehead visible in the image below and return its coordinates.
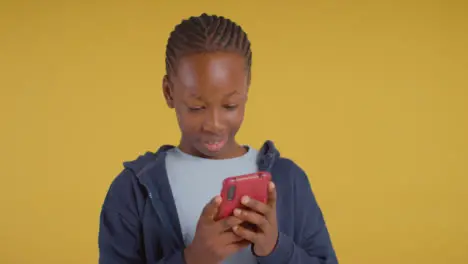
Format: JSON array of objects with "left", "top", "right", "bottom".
[{"left": 172, "top": 52, "right": 248, "bottom": 98}]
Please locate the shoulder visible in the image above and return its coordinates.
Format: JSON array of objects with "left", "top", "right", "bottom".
[
  {"left": 102, "top": 149, "right": 167, "bottom": 218},
  {"left": 258, "top": 140, "right": 310, "bottom": 185},
  {"left": 273, "top": 156, "right": 308, "bottom": 178},
  {"left": 122, "top": 151, "right": 160, "bottom": 174},
  {"left": 108, "top": 151, "right": 157, "bottom": 193},
  {"left": 271, "top": 156, "right": 311, "bottom": 191}
]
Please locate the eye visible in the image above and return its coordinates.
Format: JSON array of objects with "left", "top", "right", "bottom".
[
  {"left": 188, "top": 106, "right": 204, "bottom": 112},
  {"left": 224, "top": 104, "right": 238, "bottom": 110}
]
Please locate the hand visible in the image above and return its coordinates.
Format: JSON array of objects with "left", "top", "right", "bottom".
[
  {"left": 232, "top": 182, "right": 279, "bottom": 257},
  {"left": 184, "top": 196, "right": 250, "bottom": 264}
]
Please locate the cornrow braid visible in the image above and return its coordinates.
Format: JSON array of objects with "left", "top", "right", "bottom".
[{"left": 165, "top": 13, "right": 252, "bottom": 78}]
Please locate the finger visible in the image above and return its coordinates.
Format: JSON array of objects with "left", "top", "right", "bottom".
[
  {"left": 234, "top": 240, "right": 251, "bottom": 247},
  {"left": 222, "top": 239, "right": 251, "bottom": 256},
  {"left": 219, "top": 230, "right": 245, "bottom": 244},
  {"left": 232, "top": 225, "right": 261, "bottom": 244},
  {"left": 216, "top": 216, "right": 243, "bottom": 232},
  {"left": 241, "top": 196, "right": 270, "bottom": 215},
  {"left": 200, "top": 196, "right": 222, "bottom": 221},
  {"left": 234, "top": 208, "right": 268, "bottom": 231},
  {"left": 267, "top": 182, "right": 277, "bottom": 207}
]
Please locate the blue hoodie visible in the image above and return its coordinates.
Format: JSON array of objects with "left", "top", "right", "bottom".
[{"left": 99, "top": 141, "right": 338, "bottom": 264}]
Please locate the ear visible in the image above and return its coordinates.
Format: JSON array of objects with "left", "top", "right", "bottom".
[{"left": 162, "top": 75, "right": 175, "bottom": 108}]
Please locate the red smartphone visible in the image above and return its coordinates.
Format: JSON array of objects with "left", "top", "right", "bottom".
[{"left": 217, "top": 171, "right": 272, "bottom": 220}]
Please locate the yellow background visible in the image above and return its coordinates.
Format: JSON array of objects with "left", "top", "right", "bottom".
[{"left": 1, "top": 0, "right": 467, "bottom": 263}]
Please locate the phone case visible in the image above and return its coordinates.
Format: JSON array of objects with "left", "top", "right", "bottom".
[{"left": 217, "top": 171, "right": 272, "bottom": 220}]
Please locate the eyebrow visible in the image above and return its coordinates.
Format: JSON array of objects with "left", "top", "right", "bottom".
[
  {"left": 224, "top": 90, "right": 241, "bottom": 98},
  {"left": 188, "top": 90, "right": 241, "bottom": 99}
]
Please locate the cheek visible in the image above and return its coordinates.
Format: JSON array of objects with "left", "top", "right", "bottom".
[
  {"left": 174, "top": 108, "right": 198, "bottom": 133},
  {"left": 227, "top": 107, "right": 246, "bottom": 130}
]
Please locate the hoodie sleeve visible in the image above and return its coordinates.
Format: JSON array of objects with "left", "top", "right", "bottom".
[
  {"left": 98, "top": 169, "right": 186, "bottom": 264},
  {"left": 257, "top": 162, "right": 339, "bottom": 264}
]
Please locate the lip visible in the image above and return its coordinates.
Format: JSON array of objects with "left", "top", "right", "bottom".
[{"left": 203, "top": 139, "right": 226, "bottom": 152}]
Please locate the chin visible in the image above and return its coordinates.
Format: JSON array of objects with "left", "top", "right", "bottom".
[
  {"left": 198, "top": 147, "right": 225, "bottom": 159},
  {"left": 194, "top": 141, "right": 230, "bottom": 159}
]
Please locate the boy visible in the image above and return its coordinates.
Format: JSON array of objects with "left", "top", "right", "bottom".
[{"left": 98, "top": 13, "right": 338, "bottom": 264}]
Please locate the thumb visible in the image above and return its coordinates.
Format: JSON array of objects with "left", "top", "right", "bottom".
[{"left": 200, "top": 196, "right": 222, "bottom": 221}]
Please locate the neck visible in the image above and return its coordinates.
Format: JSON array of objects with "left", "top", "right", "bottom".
[{"left": 178, "top": 139, "right": 247, "bottom": 160}]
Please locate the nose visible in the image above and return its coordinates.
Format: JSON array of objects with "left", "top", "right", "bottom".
[{"left": 202, "top": 108, "right": 224, "bottom": 134}]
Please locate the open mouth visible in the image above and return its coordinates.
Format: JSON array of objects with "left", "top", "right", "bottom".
[{"left": 203, "top": 140, "right": 226, "bottom": 152}]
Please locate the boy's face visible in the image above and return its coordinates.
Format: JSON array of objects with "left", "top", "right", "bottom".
[{"left": 163, "top": 52, "right": 249, "bottom": 159}]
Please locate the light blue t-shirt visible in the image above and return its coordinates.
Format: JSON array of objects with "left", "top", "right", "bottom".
[{"left": 166, "top": 147, "right": 258, "bottom": 264}]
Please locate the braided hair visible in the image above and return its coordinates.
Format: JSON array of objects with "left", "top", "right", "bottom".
[{"left": 165, "top": 13, "right": 252, "bottom": 79}]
